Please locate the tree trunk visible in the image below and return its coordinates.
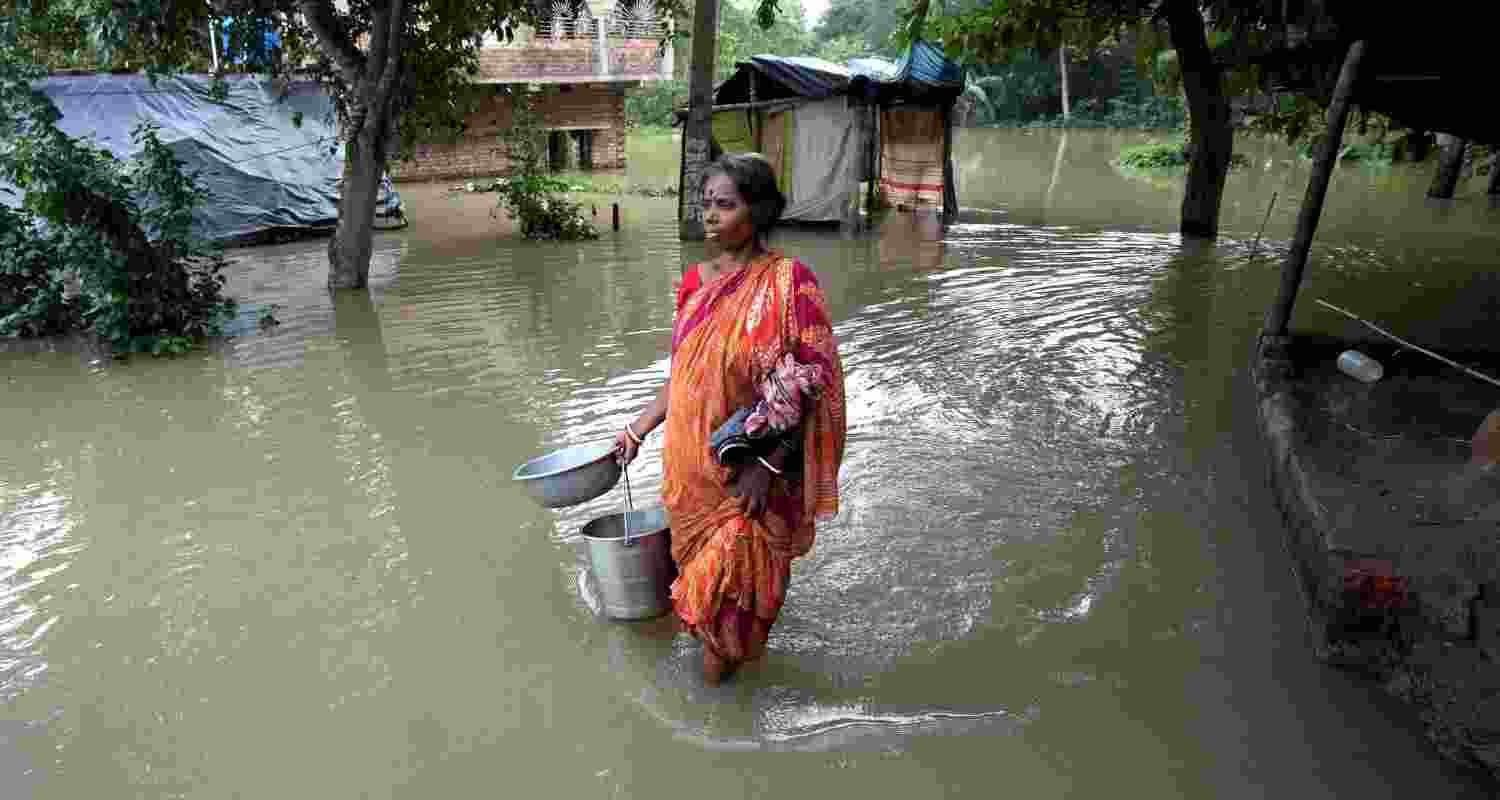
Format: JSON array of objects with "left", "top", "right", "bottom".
[
  {"left": 1427, "top": 134, "right": 1468, "bottom": 199},
  {"left": 678, "top": 0, "right": 720, "bottom": 241},
  {"left": 1489, "top": 156, "right": 1500, "bottom": 196},
  {"left": 310, "top": 0, "right": 405, "bottom": 290},
  {"left": 1058, "top": 46, "right": 1070, "bottom": 121},
  {"left": 1164, "top": 0, "right": 1233, "bottom": 239},
  {"left": 1263, "top": 40, "right": 1366, "bottom": 338},
  {"left": 328, "top": 121, "right": 389, "bottom": 289}
]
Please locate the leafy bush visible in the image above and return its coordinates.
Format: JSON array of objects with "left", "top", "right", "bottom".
[
  {"left": 0, "top": 205, "right": 78, "bottom": 337},
  {"left": 1115, "top": 138, "right": 1250, "bottom": 171},
  {"left": 625, "top": 79, "right": 686, "bottom": 129},
  {"left": 0, "top": 51, "right": 235, "bottom": 352},
  {"left": 1116, "top": 140, "right": 1189, "bottom": 169},
  {"left": 1295, "top": 138, "right": 1395, "bottom": 164},
  {"left": 494, "top": 88, "right": 598, "bottom": 241}
]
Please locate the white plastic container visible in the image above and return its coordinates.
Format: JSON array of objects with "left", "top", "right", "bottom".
[{"left": 1336, "top": 349, "right": 1384, "bottom": 383}]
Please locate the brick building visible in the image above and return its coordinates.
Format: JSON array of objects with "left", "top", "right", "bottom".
[{"left": 389, "top": 0, "right": 671, "bottom": 183}]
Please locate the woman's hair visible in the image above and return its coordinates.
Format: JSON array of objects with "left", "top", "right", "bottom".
[{"left": 706, "top": 153, "right": 786, "bottom": 239}]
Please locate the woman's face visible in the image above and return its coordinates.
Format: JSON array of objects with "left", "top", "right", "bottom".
[{"left": 702, "top": 173, "right": 755, "bottom": 250}]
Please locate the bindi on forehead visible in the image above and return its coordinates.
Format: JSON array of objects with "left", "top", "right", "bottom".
[{"left": 703, "top": 175, "right": 742, "bottom": 203}]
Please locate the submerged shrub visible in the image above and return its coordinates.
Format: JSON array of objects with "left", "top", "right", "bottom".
[
  {"left": 495, "top": 88, "right": 599, "bottom": 242},
  {"left": 0, "top": 51, "right": 236, "bottom": 353},
  {"left": 1116, "top": 140, "right": 1190, "bottom": 169},
  {"left": 1115, "top": 139, "right": 1250, "bottom": 171}
]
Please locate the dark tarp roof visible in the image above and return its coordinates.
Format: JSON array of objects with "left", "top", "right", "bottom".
[
  {"left": 713, "top": 40, "right": 964, "bottom": 107},
  {"left": 714, "top": 55, "right": 850, "bottom": 104}
]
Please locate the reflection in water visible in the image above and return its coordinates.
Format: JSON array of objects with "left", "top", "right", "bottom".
[{"left": 0, "top": 131, "right": 1494, "bottom": 797}]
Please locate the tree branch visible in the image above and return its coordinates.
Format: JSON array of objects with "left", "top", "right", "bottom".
[
  {"left": 297, "top": 0, "right": 363, "bottom": 87},
  {"left": 376, "top": 0, "right": 404, "bottom": 101},
  {"left": 366, "top": 0, "right": 392, "bottom": 98}
]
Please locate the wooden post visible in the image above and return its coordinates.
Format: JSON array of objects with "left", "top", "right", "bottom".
[
  {"left": 866, "top": 104, "right": 880, "bottom": 214},
  {"left": 612, "top": 202, "right": 620, "bottom": 231},
  {"left": 679, "top": 0, "right": 720, "bottom": 240},
  {"left": 748, "top": 70, "right": 758, "bottom": 151},
  {"left": 1427, "top": 134, "right": 1469, "bottom": 199},
  {"left": 941, "top": 105, "right": 957, "bottom": 219},
  {"left": 677, "top": 113, "right": 688, "bottom": 222},
  {"left": 1058, "top": 46, "right": 1070, "bottom": 122},
  {"left": 1489, "top": 156, "right": 1500, "bottom": 196},
  {"left": 1263, "top": 40, "right": 1366, "bottom": 338}
]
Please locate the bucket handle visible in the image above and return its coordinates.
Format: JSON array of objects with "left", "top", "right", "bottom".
[{"left": 621, "top": 459, "right": 637, "bottom": 548}]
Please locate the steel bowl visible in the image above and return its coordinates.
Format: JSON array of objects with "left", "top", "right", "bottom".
[{"left": 512, "top": 442, "right": 622, "bottom": 508}]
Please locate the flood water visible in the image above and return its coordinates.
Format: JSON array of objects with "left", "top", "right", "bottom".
[{"left": 3, "top": 129, "right": 1498, "bottom": 798}]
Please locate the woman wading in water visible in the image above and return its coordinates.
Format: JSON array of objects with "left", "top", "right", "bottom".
[{"left": 615, "top": 153, "right": 847, "bottom": 685}]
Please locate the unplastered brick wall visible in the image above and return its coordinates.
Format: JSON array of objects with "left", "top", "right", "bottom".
[
  {"left": 474, "top": 39, "right": 663, "bottom": 82},
  {"left": 391, "top": 84, "right": 627, "bottom": 183}
]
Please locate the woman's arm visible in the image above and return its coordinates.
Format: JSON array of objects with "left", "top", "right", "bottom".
[
  {"left": 614, "top": 378, "right": 670, "bottom": 465},
  {"left": 634, "top": 379, "right": 671, "bottom": 436}
]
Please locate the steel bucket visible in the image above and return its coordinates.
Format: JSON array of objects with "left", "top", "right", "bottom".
[{"left": 581, "top": 506, "right": 676, "bottom": 621}]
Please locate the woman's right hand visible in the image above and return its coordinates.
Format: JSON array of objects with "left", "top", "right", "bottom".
[{"left": 614, "top": 426, "right": 641, "bottom": 466}]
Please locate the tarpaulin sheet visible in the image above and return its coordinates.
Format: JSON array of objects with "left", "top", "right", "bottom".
[
  {"left": 711, "top": 109, "right": 755, "bottom": 154},
  {"left": 1, "top": 73, "right": 400, "bottom": 244},
  {"left": 707, "top": 40, "right": 962, "bottom": 108},
  {"left": 761, "top": 109, "right": 793, "bottom": 198},
  {"left": 714, "top": 55, "right": 849, "bottom": 105},
  {"left": 782, "top": 98, "right": 864, "bottom": 223}
]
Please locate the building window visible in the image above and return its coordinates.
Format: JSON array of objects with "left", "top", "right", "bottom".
[{"left": 546, "top": 130, "right": 597, "bottom": 171}]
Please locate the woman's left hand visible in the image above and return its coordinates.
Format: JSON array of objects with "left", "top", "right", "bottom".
[{"left": 729, "top": 462, "right": 774, "bottom": 517}]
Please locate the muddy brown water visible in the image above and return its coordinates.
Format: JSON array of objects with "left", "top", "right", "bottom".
[{"left": 3, "top": 130, "right": 1497, "bottom": 798}]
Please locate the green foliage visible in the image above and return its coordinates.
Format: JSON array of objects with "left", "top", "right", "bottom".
[
  {"left": 0, "top": 204, "right": 78, "bottom": 337},
  {"left": 718, "top": 0, "right": 813, "bottom": 80},
  {"left": 813, "top": 0, "right": 904, "bottom": 57},
  {"left": 958, "top": 44, "right": 1184, "bottom": 130},
  {"left": 626, "top": 79, "right": 687, "bottom": 129},
  {"left": 1018, "top": 95, "right": 1185, "bottom": 129},
  {"left": 1114, "top": 137, "right": 1249, "bottom": 171},
  {"left": 1294, "top": 139, "right": 1395, "bottom": 165},
  {"left": 813, "top": 34, "right": 869, "bottom": 65},
  {"left": 494, "top": 89, "right": 598, "bottom": 241},
  {"left": 1249, "top": 92, "right": 1407, "bottom": 166},
  {"left": 1116, "top": 140, "right": 1189, "bottom": 169},
  {"left": 0, "top": 50, "right": 235, "bottom": 351},
  {"left": 628, "top": 2, "right": 869, "bottom": 129}
]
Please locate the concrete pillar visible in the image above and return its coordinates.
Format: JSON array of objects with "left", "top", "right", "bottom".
[
  {"left": 1427, "top": 133, "right": 1468, "bottom": 199},
  {"left": 596, "top": 19, "right": 609, "bottom": 76}
]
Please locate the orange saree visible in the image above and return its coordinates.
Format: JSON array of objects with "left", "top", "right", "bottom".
[{"left": 663, "top": 251, "right": 846, "bottom": 665}]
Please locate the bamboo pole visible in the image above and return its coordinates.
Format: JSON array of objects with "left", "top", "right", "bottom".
[
  {"left": 1263, "top": 39, "right": 1366, "bottom": 337},
  {"left": 1058, "top": 46, "right": 1070, "bottom": 121},
  {"left": 1249, "top": 191, "right": 1277, "bottom": 257},
  {"left": 942, "top": 104, "right": 957, "bottom": 219},
  {"left": 1315, "top": 299, "right": 1500, "bottom": 390}
]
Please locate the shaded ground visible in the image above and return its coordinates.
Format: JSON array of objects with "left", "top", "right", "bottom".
[{"left": 1258, "top": 333, "right": 1500, "bottom": 779}]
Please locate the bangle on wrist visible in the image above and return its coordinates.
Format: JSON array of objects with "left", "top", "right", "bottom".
[
  {"left": 756, "top": 456, "right": 783, "bottom": 476},
  {"left": 624, "top": 423, "right": 644, "bottom": 446}
]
